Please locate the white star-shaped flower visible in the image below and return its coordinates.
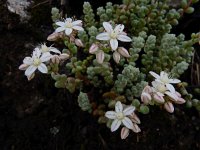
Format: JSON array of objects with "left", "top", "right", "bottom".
[
  {"left": 21, "top": 49, "right": 51, "bottom": 77},
  {"left": 35, "top": 43, "right": 61, "bottom": 55},
  {"left": 149, "top": 71, "right": 180, "bottom": 93},
  {"left": 96, "top": 22, "right": 132, "bottom": 51},
  {"left": 105, "top": 101, "right": 135, "bottom": 132},
  {"left": 55, "top": 18, "right": 84, "bottom": 36}
]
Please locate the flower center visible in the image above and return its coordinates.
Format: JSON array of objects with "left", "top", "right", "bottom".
[
  {"left": 157, "top": 84, "right": 167, "bottom": 93},
  {"left": 65, "top": 21, "right": 72, "bottom": 28},
  {"left": 33, "top": 58, "right": 41, "bottom": 66},
  {"left": 110, "top": 31, "right": 118, "bottom": 39},
  {"left": 160, "top": 76, "right": 170, "bottom": 84},
  {"left": 41, "top": 45, "right": 49, "bottom": 52},
  {"left": 116, "top": 112, "right": 124, "bottom": 120}
]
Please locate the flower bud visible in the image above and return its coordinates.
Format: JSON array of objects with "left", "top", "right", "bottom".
[
  {"left": 141, "top": 92, "right": 151, "bottom": 104},
  {"left": 113, "top": 51, "right": 121, "bottom": 63},
  {"left": 164, "top": 102, "right": 174, "bottom": 113},
  {"left": 142, "top": 85, "right": 153, "bottom": 94},
  {"left": 47, "top": 32, "right": 63, "bottom": 41},
  {"left": 165, "top": 91, "right": 179, "bottom": 102},
  {"left": 59, "top": 53, "right": 69, "bottom": 60},
  {"left": 96, "top": 50, "right": 104, "bottom": 64},
  {"left": 174, "top": 98, "right": 186, "bottom": 104},
  {"left": 75, "top": 39, "right": 84, "bottom": 47},
  {"left": 121, "top": 127, "right": 129, "bottom": 139},
  {"left": 19, "top": 64, "right": 29, "bottom": 70},
  {"left": 131, "top": 123, "right": 141, "bottom": 133},
  {"left": 118, "top": 47, "right": 130, "bottom": 58},
  {"left": 89, "top": 44, "right": 98, "bottom": 54},
  {"left": 51, "top": 55, "right": 60, "bottom": 64},
  {"left": 129, "top": 112, "right": 141, "bottom": 124},
  {"left": 153, "top": 93, "right": 165, "bottom": 103}
]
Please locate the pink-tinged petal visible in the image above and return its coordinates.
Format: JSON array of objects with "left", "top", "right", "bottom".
[
  {"left": 121, "top": 127, "right": 129, "bottom": 139},
  {"left": 47, "top": 32, "right": 60, "bottom": 41},
  {"left": 114, "top": 24, "right": 124, "bottom": 33},
  {"left": 27, "top": 73, "right": 35, "bottom": 81},
  {"left": 175, "top": 91, "right": 181, "bottom": 97},
  {"left": 96, "top": 32, "right": 110, "bottom": 41},
  {"left": 129, "top": 113, "right": 141, "bottom": 124},
  {"left": 174, "top": 98, "right": 186, "bottom": 104},
  {"left": 105, "top": 111, "right": 116, "bottom": 119},
  {"left": 40, "top": 53, "right": 52, "bottom": 62},
  {"left": 96, "top": 50, "right": 104, "bottom": 64},
  {"left": 142, "top": 85, "right": 153, "bottom": 94},
  {"left": 122, "top": 117, "right": 133, "bottom": 129},
  {"left": 165, "top": 91, "right": 178, "bottom": 101},
  {"left": 19, "top": 64, "right": 29, "bottom": 70},
  {"left": 72, "top": 20, "right": 82, "bottom": 26},
  {"left": 131, "top": 123, "right": 141, "bottom": 133},
  {"left": 123, "top": 106, "right": 135, "bottom": 116},
  {"left": 115, "top": 101, "right": 123, "bottom": 113},
  {"left": 38, "top": 63, "right": 48, "bottom": 73},
  {"left": 103, "top": 22, "right": 113, "bottom": 33},
  {"left": 110, "top": 39, "right": 118, "bottom": 50},
  {"left": 164, "top": 102, "right": 174, "bottom": 113},
  {"left": 169, "top": 79, "right": 181, "bottom": 83},
  {"left": 89, "top": 44, "right": 99, "bottom": 54},
  {"left": 49, "top": 48, "right": 61, "bottom": 54},
  {"left": 72, "top": 25, "right": 84, "bottom": 31},
  {"left": 55, "top": 27, "right": 65, "bottom": 33},
  {"left": 111, "top": 119, "right": 121, "bottom": 132},
  {"left": 149, "top": 71, "right": 160, "bottom": 79},
  {"left": 65, "top": 28, "right": 73, "bottom": 35},
  {"left": 25, "top": 65, "right": 37, "bottom": 76},
  {"left": 55, "top": 21, "right": 65, "bottom": 26},
  {"left": 166, "top": 83, "right": 175, "bottom": 93},
  {"left": 141, "top": 92, "right": 151, "bottom": 104},
  {"left": 117, "top": 34, "right": 132, "bottom": 42},
  {"left": 118, "top": 47, "right": 130, "bottom": 58},
  {"left": 153, "top": 93, "right": 165, "bottom": 103},
  {"left": 113, "top": 51, "right": 120, "bottom": 64},
  {"left": 23, "top": 57, "right": 33, "bottom": 65}
]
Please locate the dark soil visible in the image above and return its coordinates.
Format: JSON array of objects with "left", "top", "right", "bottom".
[{"left": 0, "top": 0, "right": 200, "bottom": 150}]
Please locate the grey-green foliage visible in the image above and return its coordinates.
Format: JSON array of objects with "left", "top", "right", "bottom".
[
  {"left": 113, "top": 64, "right": 147, "bottom": 100},
  {"left": 83, "top": 2, "right": 96, "bottom": 29},
  {"left": 78, "top": 92, "right": 92, "bottom": 113}
]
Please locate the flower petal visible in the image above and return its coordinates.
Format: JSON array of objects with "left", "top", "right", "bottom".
[
  {"left": 123, "top": 106, "right": 135, "bottom": 116},
  {"left": 115, "top": 101, "right": 123, "bottom": 113},
  {"left": 149, "top": 71, "right": 160, "bottom": 79},
  {"left": 129, "top": 113, "right": 141, "bottom": 124},
  {"left": 166, "top": 83, "right": 175, "bottom": 93},
  {"left": 72, "top": 25, "right": 84, "bottom": 31},
  {"left": 114, "top": 24, "right": 124, "bottom": 33},
  {"left": 96, "top": 32, "right": 110, "bottom": 41},
  {"left": 23, "top": 57, "right": 33, "bottom": 65},
  {"left": 105, "top": 111, "right": 116, "bottom": 119},
  {"left": 131, "top": 123, "right": 141, "bottom": 133},
  {"left": 122, "top": 117, "right": 133, "bottom": 129},
  {"left": 40, "top": 53, "right": 52, "bottom": 62},
  {"left": 121, "top": 127, "right": 129, "bottom": 139},
  {"left": 110, "top": 39, "right": 118, "bottom": 50},
  {"left": 38, "top": 63, "right": 48, "bottom": 73},
  {"left": 165, "top": 91, "right": 178, "bottom": 101},
  {"left": 65, "top": 18, "right": 72, "bottom": 22},
  {"left": 55, "top": 21, "right": 65, "bottom": 26},
  {"left": 65, "top": 28, "right": 73, "bottom": 35},
  {"left": 49, "top": 48, "right": 61, "bottom": 54},
  {"left": 72, "top": 20, "right": 82, "bottom": 26},
  {"left": 103, "top": 22, "right": 113, "bottom": 33},
  {"left": 19, "top": 64, "right": 29, "bottom": 70},
  {"left": 111, "top": 119, "right": 121, "bottom": 132},
  {"left": 169, "top": 79, "right": 181, "bottom": 83},
  {"left": 55, "top": 27, "right": 65, "bottom": 33},
  {"left": 25, "top": 65, "right": 37, "bottom": 76},
  {"left": 117, "top": 34, "right": 132, "bottom": 42}
]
